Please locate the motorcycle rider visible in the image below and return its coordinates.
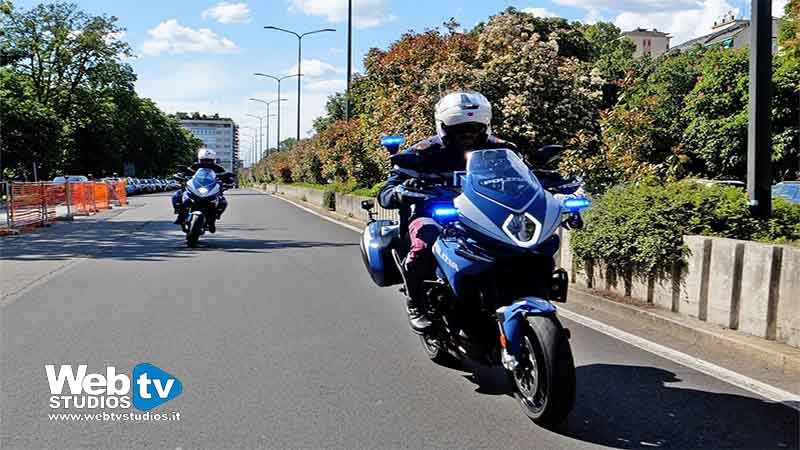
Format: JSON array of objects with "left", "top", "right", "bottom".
[
  {"left": 172, "top": 148, "right": 235, "bottom": 230},
  {"left": 377, "top": 91, "right": 517, "bottom": 332}
]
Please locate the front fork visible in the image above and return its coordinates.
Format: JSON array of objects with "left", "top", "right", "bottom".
[{"left": 495, "top": 298, "right": 556, "bottom": 371}]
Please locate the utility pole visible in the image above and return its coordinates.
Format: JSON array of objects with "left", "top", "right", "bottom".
[
  {"left": 747, "top": 0, "right": 773, "bottom": 218},
  {"left": 263, "top": 26, "right": 336, "bottom": 140},
  {"left": 346, "top": 0, "right": 353, "bottom": 120}
]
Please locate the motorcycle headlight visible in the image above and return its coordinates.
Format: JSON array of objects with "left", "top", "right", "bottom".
[
  {"left": 198, "top": 187, "right": 209, "bottom": 195},
  {"left": 502, "top": 212, "right": 541, "bottom": 247}
]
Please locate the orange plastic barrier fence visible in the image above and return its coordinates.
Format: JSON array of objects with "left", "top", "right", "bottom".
[
  {"left": 1, "top": 180, "right": 128, "bottom": 236},
  {"left": 94, "top": 182, "right": 110, "bottom": 211},
  {"left": 8, "top": 182, "right": 47, "bottom": 230},
  {"left": 112, "top": 180, "right": 127, "bottom": 206},
  {"left": 67, "top": 182, "right": 96, "bottom": 216}
]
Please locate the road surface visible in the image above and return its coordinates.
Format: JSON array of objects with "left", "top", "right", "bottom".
[{"left": 2, "top": 190, "right": 797, "bottom": 449}]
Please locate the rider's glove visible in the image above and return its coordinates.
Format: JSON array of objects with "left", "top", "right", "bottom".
[{"left": 392, "top": 184, "right": 426, "bottom": 205}]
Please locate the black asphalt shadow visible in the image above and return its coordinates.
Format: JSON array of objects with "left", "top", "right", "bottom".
[{"left": 560, "top": 364, "right": 799, "bottom": 449}]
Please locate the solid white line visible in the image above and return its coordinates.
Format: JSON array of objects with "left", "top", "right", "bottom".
[
  {"left": 558, "top": 308, "right": 800, "bottom": 409},
  {"left": 267, "top": 189, "right": 800, "bottom": 410},
  {"left": 269, "top": 192, "right": 363, "bottom": 233}
]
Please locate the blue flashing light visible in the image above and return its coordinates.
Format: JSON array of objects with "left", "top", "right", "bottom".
[
  {"left": 380, "top": 135, "right": 405, "bottom": 147},
  {"left": 432, "top": 207, "right": 459, "bottom": 218},
  {"left": 562, "top": 197, "right": 591, "bottom": 211}
]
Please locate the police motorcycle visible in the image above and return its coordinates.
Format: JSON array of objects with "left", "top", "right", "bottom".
[
  {"left": 173, "top": 168, "right": 229, "bottom": 247},
  {"left": 360, "top": 137, "right": 589, "bottom": 426}
]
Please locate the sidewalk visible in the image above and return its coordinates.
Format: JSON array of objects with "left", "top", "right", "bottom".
[{"left": 261, "top": 186, "right": 800, "bottom": 394}]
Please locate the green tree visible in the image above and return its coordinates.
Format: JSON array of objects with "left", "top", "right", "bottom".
[{"left": 0, "top": 2, "right": 199, "bottom": 179}]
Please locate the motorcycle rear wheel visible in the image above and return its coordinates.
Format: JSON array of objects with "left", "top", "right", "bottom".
[{"left": 512, "top": 316, "right": 575, "bottom": 427}]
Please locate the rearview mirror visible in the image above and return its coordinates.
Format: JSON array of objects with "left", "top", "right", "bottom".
[
  {"left": 361, "top": 199, "right": 375, "bottom": 211},
  {"left": 529, "top": 145, "right": 564, "bottom": 167}
]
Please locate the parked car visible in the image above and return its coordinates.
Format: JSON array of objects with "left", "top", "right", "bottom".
[
  {"left": 52, "top": 175, "right": 88, "bottom": 184},
  {"left": 124, "top": 178, "right": 138, "bottom": 195},
  {"left": 772, "top": 181, "right": 800, "bottom": 204},
  {"left": 692, "top": 178, "right": 746, "bottom": 189}
]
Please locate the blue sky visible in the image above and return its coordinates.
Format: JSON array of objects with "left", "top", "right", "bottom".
[{"left": 13, "top": 0, "right": 788, "bottom": 161}]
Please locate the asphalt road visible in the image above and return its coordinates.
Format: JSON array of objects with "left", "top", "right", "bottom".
[{"left": 1, "top": 190, "right": 797, "bottom": 449}]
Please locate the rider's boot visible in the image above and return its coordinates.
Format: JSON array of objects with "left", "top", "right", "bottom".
[
  {"left": 403, "top": 260, "right": 433, "bottom": 333},
  {"left": 174, "top": 208, "right": 188, "bottom": 225}
]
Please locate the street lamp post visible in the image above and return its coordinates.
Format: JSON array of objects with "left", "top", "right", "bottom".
[
  {"left": 250, "top": 97, "right": 288, "bottom": 154},
  {"left": 266, "top": 114, "right": 277, "bottom": 154},
  {"left": 346, "top": 0, "right": 352, "bottom": 120},
  {"left": 254, "top": 73, "right": 301, "bottom": 152},
  {"left": 246, "top": 114, "right": 265, "bottom": 161},
  {"left": 747, "top": 0, "right": 773, "bottom": 218},
  {"left": 263, "top": 26, "right": 336, "bottom": 141},
  {"left": 241, "top": 126, "right": 257, "bottom": 166}
]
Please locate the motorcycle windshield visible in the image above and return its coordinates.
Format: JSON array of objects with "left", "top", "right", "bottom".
[
  {"left": 466, "top": 149, "right": 540, "bottom": 210},
  {"left": 190, "top": 168, "right": 217, "bottom": 188}
]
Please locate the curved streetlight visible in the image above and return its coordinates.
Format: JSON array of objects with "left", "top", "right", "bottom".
[
  {"left": 249, "top": 97, "right": 288, "bottom": 154},
  {"left": 240, "top": 127, "right": 257, "bottom": 166},
  {"left": 253, "top": 73, "right": 301, "bottom": 151},
  {"left": 264, "top": 26, "right": 336, "bottom": 141},
  {"left": 245, "top": 114, "right": 266, "bottom": 161}
]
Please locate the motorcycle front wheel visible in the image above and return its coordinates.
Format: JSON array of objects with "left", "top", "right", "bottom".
[
  {"left": 186, "top": 214, "right": 204, "bottom": 248},
  {"left": 511, "top": 315, "right": 575, "bottom": 427}
]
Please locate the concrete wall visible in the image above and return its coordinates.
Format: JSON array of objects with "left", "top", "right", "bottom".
[
  {"left": 561, "top": 231, "right": 800, "bottom": 348},
  {"left": 269, "top": 183, "right": 799, "bottom": 348}
]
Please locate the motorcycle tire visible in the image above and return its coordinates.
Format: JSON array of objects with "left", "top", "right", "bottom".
[
  {"left": 511, "top": 315, "right": 575, "bottom": 427},
  {"left": 187, "top": 214, "right": 204, "bottom": 248}
]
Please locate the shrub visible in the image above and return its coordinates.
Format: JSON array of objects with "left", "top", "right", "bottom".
[{"left": 572, "top": 180, "right": 799, "bottom": 276}]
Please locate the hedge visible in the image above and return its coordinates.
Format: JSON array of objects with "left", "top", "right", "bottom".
[{"left": 571, "top": 180, "right": 800, "bottom": 275}]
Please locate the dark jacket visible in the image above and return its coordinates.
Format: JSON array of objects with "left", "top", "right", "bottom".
[{"left": 377, "top": 134, "right": 517, "bottom": 210}]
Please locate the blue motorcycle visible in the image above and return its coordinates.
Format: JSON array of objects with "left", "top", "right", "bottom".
[
  {"left": 361, "top": 144, "right": 589, "bottom": 425},
  {"left": 174, "top": 168, "right": 225, "bottom": 247}
]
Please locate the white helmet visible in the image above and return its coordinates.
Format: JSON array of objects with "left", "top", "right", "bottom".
[
  {"left": 197, "top": 148, "right": 217, "bottom": 163},
  {"left": 434, "top": 91, "right": 492, "bottom": 139}
]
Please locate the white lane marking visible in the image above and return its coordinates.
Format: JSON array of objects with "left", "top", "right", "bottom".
[
  {"left": 269, "top": 193, "right": 363, "bottom": 233},
  {"left": 558, "top": 308, "right": 800, "bottom": 410},
  {"left": 267, "top": 189, "right": 800, "bottom": 410}
]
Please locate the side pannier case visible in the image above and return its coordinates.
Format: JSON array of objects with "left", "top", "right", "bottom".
[{"left": 360, "top": 219, "right": 402, "bottom": 287}]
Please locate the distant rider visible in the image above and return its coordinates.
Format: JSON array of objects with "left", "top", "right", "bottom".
[
  {"left": 377, "top": 91, "right": 517, "bottom": 332},
  {"left": 172, "top": 148, "right": 235, "bottom": 228}
]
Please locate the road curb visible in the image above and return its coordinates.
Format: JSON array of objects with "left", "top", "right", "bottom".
[{"left": 563, "top": 287, "right": 800, "bottom": 375}]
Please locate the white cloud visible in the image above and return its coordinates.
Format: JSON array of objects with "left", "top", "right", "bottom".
[
  {"left": 521, "top": 7, "right": 558, "bottom": 18},
  {"left": 202, "top": 2, "right": 251, "bottom": 24},
  {"left": 306, "top": 79, "right": 347, "bottom": 92},
  {"left": 141, "top": 19, "right": 238, "bottom": 56},
  {"left": 136, "top": 61, "right": 234, "bottom": 100},
  {"left": 286, "top": 59, "right": 344, "bottom": 78},
  {"left": 773, "top": 0, "right": 789, "bottom": 16},
  {"left": 613, "top": 0, "right": 739, "bottom": 45},
  {"left": 329, "top": 47, "right": 345, "bottom": 54},
  {"left": 552, "top": 0, "right": 697, "bottom": 13},
  {"left": 289, "top": 0, "right": 396, "bottom": 28}
]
